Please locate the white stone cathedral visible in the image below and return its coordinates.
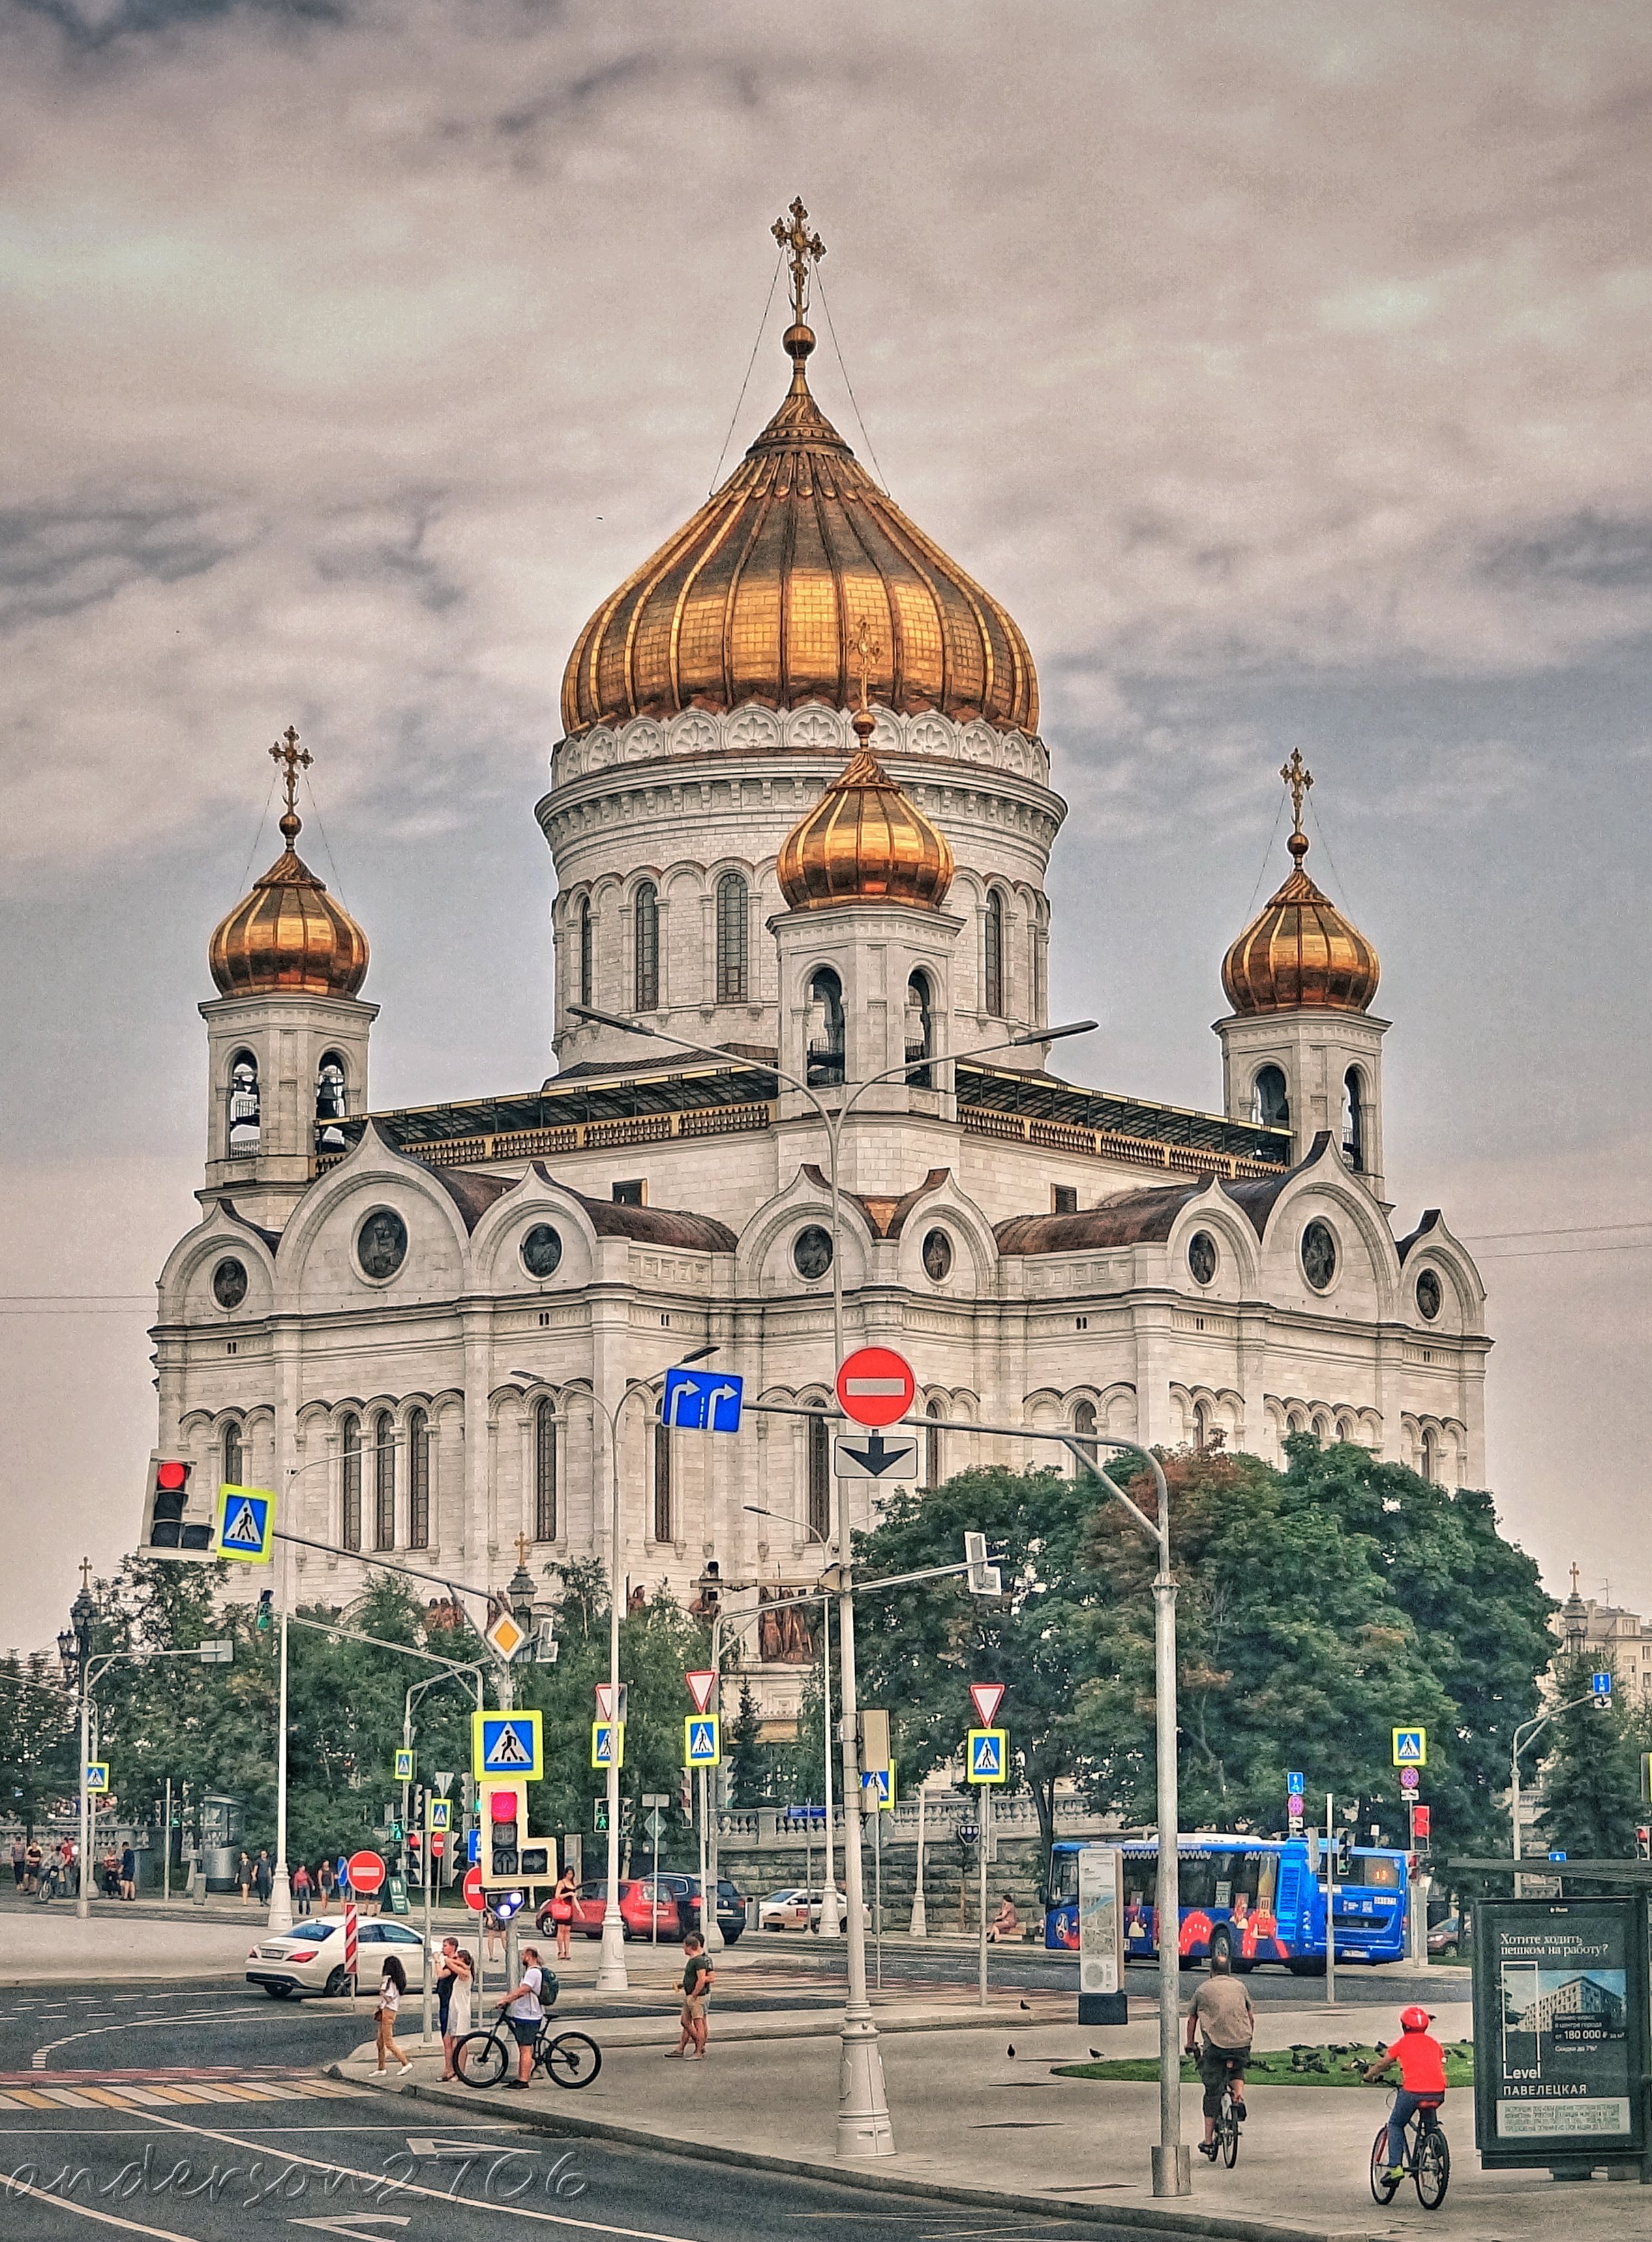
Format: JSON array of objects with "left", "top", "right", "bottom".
[{"left": 152, "top": 214, "right": 1488, "bottom": 1684}]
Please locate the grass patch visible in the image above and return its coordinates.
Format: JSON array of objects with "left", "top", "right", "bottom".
[{"left": 1051, "top": 2042, "right": 1475, "bottom": 2089}]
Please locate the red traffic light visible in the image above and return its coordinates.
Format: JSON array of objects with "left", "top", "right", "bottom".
[
  {"left": 490, "top": 1791, "right": 517, "bottom": 1820},
  {"left": 155, "top": 1459, "right": 190, "bottom": 1492}
]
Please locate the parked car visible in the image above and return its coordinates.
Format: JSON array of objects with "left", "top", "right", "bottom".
[
  {"left": 650, "top": 1873, "right": 748, "bottom": 1945},
  {"left": 246, "top": 1915, "right": 428, "bottom": 1999},
  {"left": 538, "top": 1876, "right": 679, "bottom": 1941},
  {"left": 758, "top": 1886, "right": 869, "bottom": 1932},
  {"left": 1427, "top": 1909, "right": 1466, "bottom": 1955}
]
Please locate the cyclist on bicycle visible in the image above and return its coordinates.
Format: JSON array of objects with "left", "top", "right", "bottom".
[
  {"left": 1364, "top": 2005, "right": 1447, "bottom": 2183},
  {"left": 1184, "top": 1949, "right": 1255, "bottom": 2159}
]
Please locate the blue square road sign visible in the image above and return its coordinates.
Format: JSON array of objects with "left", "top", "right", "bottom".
[{"left": 662, "top": 1369, "right": 744, "bottom": 1433}]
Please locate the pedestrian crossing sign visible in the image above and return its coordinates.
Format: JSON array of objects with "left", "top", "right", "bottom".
[
  {"left": 684, "top": 1716, "right": 721, "bottom": 1767},
  {"left": 967, "top": 1727, "right": 1007, "bottom": 1784},
  {"left": 426, "top": 1797, "right": 451, "bottom": 1834},
  {"left": 215, "top": 1482, "right": 275, "bottom": 1564},
  {"left": 85, "top": 1762, "right": 109, "bottom": 1793},
  {"left": 591, "top": 1720, "right": 624, "bottom": 1769},
  {"left": 1392, "top": 1728, "right": 1427, "bottom": 1768},
  {"left": 472, "top": 1709, "right": 543, "bottom": 1782},
  {"left": 393, "top": 1748, "right": 414, "bottom": 1782},
  {"left": 862, "top": 1764, "right": 895, "bottom": 1810}
]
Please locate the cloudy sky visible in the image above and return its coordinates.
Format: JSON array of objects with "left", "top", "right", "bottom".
[{"left": 3, "top": 0, "right": 1649, "bottom": 1647}]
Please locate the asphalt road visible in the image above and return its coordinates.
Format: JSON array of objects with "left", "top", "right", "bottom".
[{"left": 0, "top": 1981, "right": 1132, "bottom": 2242}]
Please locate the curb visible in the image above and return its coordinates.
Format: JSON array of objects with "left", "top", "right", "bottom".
[{"left": 333, "top": 2064, "right": 1374, "bottom": 2242}]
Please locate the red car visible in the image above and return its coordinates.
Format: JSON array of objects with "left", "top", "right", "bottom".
[{"left": 538, "top": 1877, "right": 681, "bottom": 1941}]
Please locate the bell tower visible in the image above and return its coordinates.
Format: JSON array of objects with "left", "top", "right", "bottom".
[{"left": 200, "top": 730, "right": 376, "bottom": 1226}]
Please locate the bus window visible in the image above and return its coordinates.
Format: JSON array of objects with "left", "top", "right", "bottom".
[
  {"left": 1048, "top": 1851, "right": 1079, "bottom": 1907},
  {"left": 1252, "top": 1851, "right": 1278, "bottom": 1910},
  {"left": 1180, "top": 1855, "right": 1216, "bottom": 1911},
  {"left": 1349, "top": 1854, "right": 1402, "bottom": 1889}
]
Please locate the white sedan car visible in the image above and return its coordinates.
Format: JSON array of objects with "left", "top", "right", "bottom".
[
  {"left": 246, "top": 1914, "right": 430, "bottom": 1999},
  {"left": 757, "top": 1887, "right": 870, "bottom": 1932}
]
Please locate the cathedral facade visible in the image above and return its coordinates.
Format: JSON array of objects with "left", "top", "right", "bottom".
[{"left": 151, "top": 218, "right": 1489, "bottom": 1663}]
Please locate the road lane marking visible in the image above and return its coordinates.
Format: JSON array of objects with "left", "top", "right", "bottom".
[
  {"left": 33, "top": 2010, "right": 266, "bottom": 2069},
  {"left": 0, "top": 2179, "right": 197, "bottom": 2241}
]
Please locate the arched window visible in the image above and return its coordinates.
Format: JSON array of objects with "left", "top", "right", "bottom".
[
  {"left": 1192, "top": 1400, "right": 1212, "bottom": 1452},
  {"left": 1072, "top": 1399, "right": 1098, "bottom": 1473},
  {"left": 222, "top": 1420, "right": 243, "bottom": 1489},
  {"left": 577, "top": 897, "right": 593, "bottom": 1009},
  {"left": 534, "top": 1397, "right": 557, "bottom": 1543},
  {"left": 1252, "top": 1064, "right": 1290, "bottom": 1129},
  {"left": 923, "top": 1398, "right": 945, "bottom": 1489},
  {"left": 715, "top": 873, "right": 749, "bottom": 1002},
  {"left": 340, "top": 1414, "right": 361, "bottom": 1552},
  {"left": 807, "top": 1414, "right": 831, "bottom": 1542},
  {"left": 633, "top": 882, "right": 659, "bottom": 1012},
  {"left": 652, "top": 1417, "right": 673, "bottom": 1544},
  {"left": 228, "top": 1053, "right": 260, "bottom": 1154},
  {"left": 407, "top": 1409, "right": 430, "bottom": 1549},
  {"left": 807, "top": 967, "right": 845, "bottom": 1087},
  {"left": 316, "top": 1055, "right": 348, "bottom": 1123},
  {"left": 1285, "top": 1407, "right": 1308, "bottom": 1437},
  {"left": 1420, "top": 1426, "right": 1439, "bottom": 1485},
  {"left": 984, "top": 892, "right": 1005, "bottom": 1018},
  {"left": 905, "top": 972, "right": 933, "bottom": 1090},
  {"left": 373, "top": 1410, "right": 395, "bottom": 1550},
  {"left": 1031, "top": 906, "right": 1046, "bottom": 1024},
  {"left": 1342, "top": 1067, "right": 1365, "bottom": 1172}
]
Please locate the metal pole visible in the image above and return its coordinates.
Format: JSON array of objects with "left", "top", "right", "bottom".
[
  {"left": 873, "top": 1795, "right": 882, "bottom": 1992},
  {"left": 162, "top": 1778, "right": 171, "bottom": 1905},
  {"left": 597, "top": 1395, "right": 627, "bottom": 1993},
  {"left": 819, "top": 1593, "right": 839, "bottom": 1934},
  {"left": 977, "top": 1782, "right": 989, "bottom": 2007},
  {"left": 421, "top": 1813, "right": 434, "bottom": 2046},
  {"left": 1151, "top": 1567, "right": 1186, "bottom": 2196},
  {"left": 268, "top": 1606, "right": 292, "bottom": 1932},
  {"left": 1511, "top": 1740, "right": 1523, "bottom": 1900},
  {"left": 651, "top": 1801, "right": 660, "bottom": 1946},
  {"left": 703, "top": 1617, "right": 724, "bottom": 1952},
  {"left": 76, "top": 1677, "right": 91, "bottom": 1920},
  {"left": 910, "top": 1782, "right": 927, "bottom": 1936},
  {"left": 697, "top": 1766, "right": 709, "bottom": 1952},
  {"left": 1324, "top": 1791, "right": 1337, "bottom": 2009}
]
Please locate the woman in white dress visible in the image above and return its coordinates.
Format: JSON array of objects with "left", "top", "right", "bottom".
[{"left": 439, "top": 1939, "right": 474, "bottom": 2080}]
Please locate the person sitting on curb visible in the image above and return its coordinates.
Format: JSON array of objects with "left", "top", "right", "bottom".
[
  {"left": 668, "top": 1933, "right": 713, "bottom": 2060},
  {"left": 496, "top": 1943, "right": 546, "bottom": 2089},
  {"left": 986, "top": 1892, "right": 1020, "bottom": 1943},
  {"left": 1183, "top": 1947, "right": 1255, "bottom": 2159}
]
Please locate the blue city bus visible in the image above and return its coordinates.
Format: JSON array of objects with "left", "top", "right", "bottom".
[{"left": 1045, "top": 1835, "right": 1409, "bottom": 1971}]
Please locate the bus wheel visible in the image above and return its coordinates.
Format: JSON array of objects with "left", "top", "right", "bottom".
[{"left": 1208, "top": 1928, "right": 1235, "bottom": 1967}]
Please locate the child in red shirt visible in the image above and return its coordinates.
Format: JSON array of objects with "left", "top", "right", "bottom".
[{"left": 1364, "top": 2007, "right": 1447, "bottom": 2179}]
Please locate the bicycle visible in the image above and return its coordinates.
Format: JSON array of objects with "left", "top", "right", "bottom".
[
  {"left": 1369, "top": 2092, "right": 1450, "bottom": 2209},
  {"left": 451, "top": 2015, "right": 602, "bottom": 2091},
  {"left": 1213, "top": 2059, "right": 1243, "bottom": 2168}
]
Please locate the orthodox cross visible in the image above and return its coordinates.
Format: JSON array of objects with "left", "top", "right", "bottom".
[
  {"left": 1570, "top": 1562, "right": 1580, "bottom": 1595},
  {"left": 772, "top": 196, "right": 825, "bottom": 323},
  {"left": 270, "top": 726, "right": 312, "bottom": 818},
  {"left": 515, "top": 1532, "right": 532, "bottom": 1570},
  {"left": 852, "top": 616, "right": 882, "bottom": 713},
  {"left": 1279, "top": 748, "right": 1312, "bottom": 835},
  {"left": 79, "top": 1557, "right": 93, "bottom": 1592}
]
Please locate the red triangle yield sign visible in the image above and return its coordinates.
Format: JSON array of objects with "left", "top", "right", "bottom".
[
  {"left": 685, "top": 1669, "right": 718, "bottom": 1714},
  {"left": 970, "top": 1682, "right": 1006, "bottom": 1727}
]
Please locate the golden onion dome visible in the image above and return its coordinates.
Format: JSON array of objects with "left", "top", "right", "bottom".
[
  {"left": 1222, "top": 756, "right": 1379, "bottom": 1015},
  {"left": 777, "top": 706, "right": 955, "bottom": 911},
  {"left": 209, "top": 731, "right": 370, "bottom": 1000},
  {"left": 560, "top": 205, "right": 1037, "bottom": 740}
]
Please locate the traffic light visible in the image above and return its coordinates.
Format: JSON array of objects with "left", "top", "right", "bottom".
[
  {"left": 482, "top": 1781, "right": 526, "bottom": 1879},
  {"left": 964, "top": 1531, "right": 1002, "bottom": 1596},
  {"left": 141, "top": 1452, "right": 213, "bottom": 1557},
  {"left": 255, "top": 1589, "right": 273, "bottom": 1632}
]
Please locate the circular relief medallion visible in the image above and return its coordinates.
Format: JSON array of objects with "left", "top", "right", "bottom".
[
  {"left": 1415, "top": 1268, "right": 1443, "bottom": 1321},
  {"left": 1300, "top": 1219, "right": 1338, "bottom": 1292},
  {"left": 792, "top": 1225, "right": 834, "bottom": 1281},
  {"left": 1187, "top": 1231, "right": 1218, "bottom": 1287},
  {"left": 521, "top": 1223, "right": 564, "bottom": 1280},
  {"left": 357, "top": 1208, "right": 408, "bottom": 1282},
  {"left": 211, "top": 1257, "right": 247, "bottom": 1311},
  {"left": 922, "top": 1227, "right": 954, "bottom": 1282}
]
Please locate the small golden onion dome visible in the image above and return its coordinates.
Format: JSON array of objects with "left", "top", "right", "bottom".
[
  {"left": 777, "top": 708, "right": 955, "bottom": 910},
  {"left": 560, "top": 309, "right": 1037, "bottom": 739},
  {"left": 1222, "top": 796, "right": 1379, "bottom": 1017},
  {"left": 209, "top": 732, "right": 369, "bottom": 998}
]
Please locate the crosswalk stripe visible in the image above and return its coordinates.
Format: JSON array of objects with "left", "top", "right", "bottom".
[{"left": 37, "top": 2089, "right": 100, "bottom": 2108}]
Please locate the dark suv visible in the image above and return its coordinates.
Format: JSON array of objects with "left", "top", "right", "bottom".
[{"left": 653, "top": 1873, "right": 747, "bottom": 1945}]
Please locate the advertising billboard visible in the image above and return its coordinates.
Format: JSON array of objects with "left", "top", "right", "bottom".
[{"left": 1077, "top": 1843, "right": 1126, "bottom": 2025}]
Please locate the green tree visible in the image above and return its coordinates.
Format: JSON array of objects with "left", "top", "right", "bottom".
[
  {"left": 1538, "top": 1653, "right": 1646, "bottom": 1859},
  {"left": 0, "top": 1654, "right": 75, "bottom": 1835},
  {"left": 728, "top": 1677, "right": 766, "bottom": 1806}
]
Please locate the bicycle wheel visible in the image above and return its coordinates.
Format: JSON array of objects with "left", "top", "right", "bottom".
[
  {"left": 1219, "top": 2088, "right": 1240, "bottom": 2168},
  {"left": 539, "top": 2031, "right": 602, "bottom": 2089},
  {"left": 1414, "top": 2127, "right": 1450, "bottom": 2209},
  {"left": 1370, "top": 2124, "right": 1400, "bottom": 2204},
  {"left": 453, "top": 2029, "right": 509, "bottom": 2089}
]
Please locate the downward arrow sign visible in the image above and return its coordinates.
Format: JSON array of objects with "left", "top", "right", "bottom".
[{"left": 839, "top": 1433, "right": 911, "bottom": 1478}]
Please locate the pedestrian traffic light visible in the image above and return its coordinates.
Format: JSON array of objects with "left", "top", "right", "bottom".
[
  {"left": 481, "top": 1780, "right": 526, "bottom": 1879},
  {"left": 141, "top": 1451, "right": 213, "bottom": 1557}
]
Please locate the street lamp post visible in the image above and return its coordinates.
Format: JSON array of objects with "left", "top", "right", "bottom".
[
  {"left": 1510, "top": 1693, "right": 1595, "bottom": 1898},
  {"left": 57, "top": 1568, "right": 97, "bottom": 1920},
  {"left": 571, "top": 1001, "right": 1095, "bottom": 2158}
]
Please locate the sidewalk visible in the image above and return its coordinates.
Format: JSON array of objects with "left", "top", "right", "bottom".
[
  {"left": 0, "top": 1909, "right": 262, "bottom": 1984},
  {"left": 340, "top": 1990, "right": 1648, "bottom": 2242}
]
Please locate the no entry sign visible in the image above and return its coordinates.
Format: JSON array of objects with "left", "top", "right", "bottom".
[
  {"left": 346, "top": 1849, "right": 385, "bottom": 1895},
  {"left": 836, "top": 1346, "right": 916, "bottom": 1429},
  {"left": 462, "top": 1865, "right": 486, "bottom": 1913}
]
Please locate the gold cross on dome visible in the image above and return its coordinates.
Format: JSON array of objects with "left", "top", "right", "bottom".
[
  {"left": 772, "top": 196, "right": 825, "bottom": 323},
  {"left": 852, "top": 616, "right": 882, "bottom": 714},
  {"left": 270, "top": 726, "right": 312, "bottom": 818},
  {"left": 1279, "top": 749, "right": 1313, "bottom": 835}
]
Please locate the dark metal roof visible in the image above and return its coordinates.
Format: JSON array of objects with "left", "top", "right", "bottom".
[
  {"left": 328, "top": 1057, "right": 779, "bottom": 1152},
  {"left": 955, "top": 1062, "right": 1291, "bottom": 1167}
]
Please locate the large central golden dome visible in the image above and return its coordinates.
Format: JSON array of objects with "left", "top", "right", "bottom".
[{"left": 561, "top": 232, "right": 1037, "bottom": 739}]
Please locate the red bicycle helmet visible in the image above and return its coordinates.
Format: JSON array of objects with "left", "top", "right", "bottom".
[{"left": 1400, "top": 2005, "right": 1433, "bottom": 2032}]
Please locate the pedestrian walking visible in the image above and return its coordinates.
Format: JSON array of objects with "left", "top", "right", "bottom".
[
  {"left": 669, "top": 1932, "right": 713, "bottom": 2060},
  {"left": 494, "top": 1943, "right": 545, "bottom": 2089},
  {"left": 101, "top": 1844, "right": 121, "bottom": 1900},
  {"left": 437, "top": 1937, "right": 473, "bottom": 2080},
  {"left": 254, "top": 1849, "right": 273, "bottom": 1904},
  {"left": 549, "top": 1866, "right": 578, "bottom": 1961},
  {"left": 237, "top": 1851, "right": 254, "bottom": 1902},
  {"left": 120, "top": 1843, "right": 136, "bottom": 1902},
  {"left": 292, "top": 1862, "right": 312, "bottom": 1915},
  {"left": 23, "top": 1840, "right": 42, "bottom": 1894},
  {"left": 374, "top": 1954, "right": 412, "bottom": 2074},
  {"left": 10, "top": 1836, "right": 23, "bottom": 1888},
  {"left": 483, "top": 1902, "right": 504, "bottom": 1962},
  {"left": 316, "top": 1856, "right": 335, "bottom": 1912}
]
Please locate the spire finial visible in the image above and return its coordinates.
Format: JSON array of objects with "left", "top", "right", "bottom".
[
  {"left": 851, "top": 614, "right": 882, "bottom": 740},
  {"left": 1570, "top": 1561, "right": 1581, "bottom": 1597},
  {"left": 1279, "top": 749, "right": 1313, "bottom": 864},
  {"left": 270, "top": 726, "right": 312, "bottom": 843},
  {"left": 515, "top": 1531, "right": 532, "bottom": 1570},
  {"left": 772, "top": 196, "right": 825, "bottom": 325},
  {"left": 78, "top": 1556, "right": 92, "bottom": 1593}
]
